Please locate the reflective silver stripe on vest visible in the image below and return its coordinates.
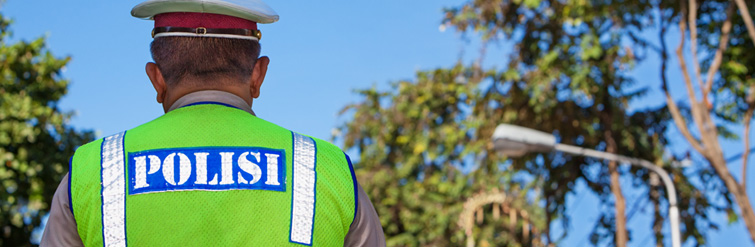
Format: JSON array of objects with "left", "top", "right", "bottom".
[
  {"left": 101, "top": 131, "right": 127, "bottom": 247},
  {"left": 290, "top": 133, "right": 317, "bottom": 245}
]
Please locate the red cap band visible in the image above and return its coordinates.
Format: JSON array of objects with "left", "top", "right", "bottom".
[{"left": 155, "top": 12, "right": 258, "bottom": 30}]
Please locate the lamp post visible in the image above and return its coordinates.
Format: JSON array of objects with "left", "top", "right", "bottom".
[{"left": 492, "top": 124, "right": 682, "bottom": 247}]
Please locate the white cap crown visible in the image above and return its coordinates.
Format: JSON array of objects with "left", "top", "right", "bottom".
[{"left": 132, "top": 0, "right": 279, "bottom": 24}]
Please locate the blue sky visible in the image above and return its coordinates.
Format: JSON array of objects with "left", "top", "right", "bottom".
[{"left": 3, "top": 1, "right": 753, "bottom": 246}]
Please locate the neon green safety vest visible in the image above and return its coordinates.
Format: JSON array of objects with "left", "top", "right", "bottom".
[{"left": 70, "top": 103, "right": 357, "bottom": 246}]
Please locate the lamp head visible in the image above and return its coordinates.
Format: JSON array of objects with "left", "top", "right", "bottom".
[{"left": 492, "top": 124, "right": 557, "bottom": 157}]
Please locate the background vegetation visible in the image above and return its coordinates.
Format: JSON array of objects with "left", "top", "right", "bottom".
[
  {"left": 338, "top": 0, "right": 755, "bottom": 246},
  {"left": 0, "top": 12, "right": 93, "bottom": 246}
]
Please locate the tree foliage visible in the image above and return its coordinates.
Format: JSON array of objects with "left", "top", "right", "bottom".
[
  {"left": 0, "top": 12, "right": 93, "bottom": 246},
  {"left": 340, "top": 65, "right": 549, "bottom": 247},
  {"left": 338, "top": 0, "right": 729, "bottom": 246},
  {"left": 657, "top": 0, "right": 755, "bottom": 243}
]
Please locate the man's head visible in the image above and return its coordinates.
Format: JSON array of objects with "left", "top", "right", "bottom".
[
  {"left": 132, "top": 0, "right": 279, "bottom": 112},
  {"left": 150, "top": 37, "right": 260, "bottom": 86},
  {"left": 145, "top": 36, "right": 269, "bottom": 112}
]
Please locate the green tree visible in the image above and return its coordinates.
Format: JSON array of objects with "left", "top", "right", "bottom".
[
  {"left": 659, "top": 0, "right": 755, "bottom": 243},
  {"left": 340, "top": 65, "right": 549, "bottom": 247},
  {"left": 0, "top": 12, "right": 94, "bottom": 246},
  {"left": 339, "top": 0, "right": 723, "bottom": 246},
  {"left": 438, "top": 2, "right": 673, "bottom": 246}
]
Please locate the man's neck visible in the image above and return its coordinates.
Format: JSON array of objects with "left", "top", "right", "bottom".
[
  {"left": 167, "top": 90, "right": 256, "bottom": 115},
  {"left": 161, "top": 83, "right": 254, "bottom": 112}
]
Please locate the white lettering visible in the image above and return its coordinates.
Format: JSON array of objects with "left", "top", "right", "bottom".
[
  {"left": 147, "top": 155, "right": 160, "bottom": 174},
  {"left": 219, "top": 152, "right": 235, "bottom": 185},
  {"left": 134, "top": 156, "right": 147, "bottom": 189},
  {"left": 265, "top": 153, "right": 281, "bottom": 186},
  {"left": 238, "top": 152, "right": 262, "bottom": 184},
  {"left": 134, "top": 155, "right": 161, "bottom": 189},
  {"left": 131, "top": 149, "right": 286, "bottom": 192},
  {"left": 209, "top": 174, "right": 219, "bottom": 185},
  {"left": 163, "top": 152, "right": 192, "bottom": 185},
  {"left": 194, "top": 152, "right": 211, "bottom": 185}
]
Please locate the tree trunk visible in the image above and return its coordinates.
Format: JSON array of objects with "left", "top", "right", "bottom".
[
  {"left": 728, "top": 177, "right": 755, "bottom": 243},
  {"left": 671, "top": 0, "right": 755, "bottom": 242},
  {"left": 608, "top": 155, "right": 628, "bottom": 247},
  {"left": 650, "top": 173, "right": 664, "bottom": 247},
  {"left": 601, "top": 80, "right": 628, "bottom": 247},
  {"left": 603, "top": 121, "right": 628, "bottom": 247},
  {"left": 694, "top": 111, "right": 755, "bottom": 243},
  {"left": 709, "top": 150, "right": 755, "bottom": 243}
]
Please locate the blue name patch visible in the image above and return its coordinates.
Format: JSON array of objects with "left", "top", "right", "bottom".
[{"left": 127, "top": 147, "right": 286, "bottom": 195}]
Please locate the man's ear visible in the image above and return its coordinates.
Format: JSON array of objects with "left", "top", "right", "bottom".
[
  {"left": 146, "top": 62, "right": 167, "bottom": 103},
  {"left": 250, "top": 56, "right": 270, "bottom": 99}
]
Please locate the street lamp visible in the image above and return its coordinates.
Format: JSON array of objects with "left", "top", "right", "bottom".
[{"left": 492, "top": 124, "right": 682, "bottom": 247}]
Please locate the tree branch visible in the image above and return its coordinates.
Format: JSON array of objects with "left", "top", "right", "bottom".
[
  {"left": 673, "top": 3, "right": 709, "bottom": 156},
  {"left": 663, "top": 86, "right": 707, "bottom": 155},
  {"left": 677, "top": 5, "right": 697, "bottom": 104},
  {"left": 659, "top": 0, "right": 705, "bottom": 155},
  {"left": 743, "top": 111, "right": 753, "bottom": 190},
  {"left": 704, "top": 4, "right": 735, "bottom": 95},
  {"left": 743, "top": 86, "right": 755, "bottom": 191},
  {"left": 688, "top": 0, "right": 707, "bottom": 97},
  {"left": 733, "top": 0, "right": 755, "bottom": 48}
]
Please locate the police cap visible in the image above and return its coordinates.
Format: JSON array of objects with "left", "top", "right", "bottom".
[{"left": 131, "top": 0, "right": 279, "bottom": 41}]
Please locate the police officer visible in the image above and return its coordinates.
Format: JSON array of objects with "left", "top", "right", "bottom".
[{"left": 41, "top": 0, "right": 385, "bottom": 246}]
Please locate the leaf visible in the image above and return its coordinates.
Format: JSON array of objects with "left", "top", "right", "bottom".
[
  {"left": 524, "top": 0, "right": 541, "bottom": 8},
  {"left": 725, "top": 61, "right": 748, "bottom": 74},
  {"left": 728, "top": 209, "right": 739, "bottom": 224}
]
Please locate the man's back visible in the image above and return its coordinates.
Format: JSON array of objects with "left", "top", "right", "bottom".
[
  {"left": 70, "top": 102, "right": 357, "bottom": 246},
  {"left": 41, "top": 1, "right": 385, "bottom": 245}
]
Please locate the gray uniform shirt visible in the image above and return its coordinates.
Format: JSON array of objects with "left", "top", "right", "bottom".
[{"left": 40, "top": 90, "right": 386, "bottom": 246}]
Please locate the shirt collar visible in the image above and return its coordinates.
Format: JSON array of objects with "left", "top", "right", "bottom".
[{"left": 168, "top": 90, "right": 256, "bottom": 115}]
